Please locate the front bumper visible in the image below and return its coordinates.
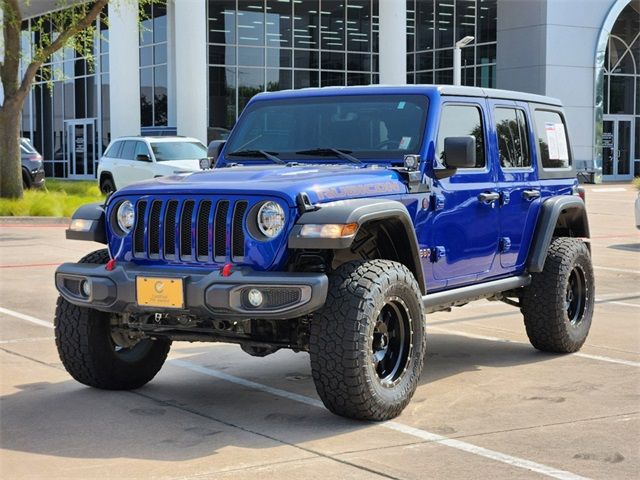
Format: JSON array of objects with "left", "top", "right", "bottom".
[{"left": 55, "top": 262, "right": 328, "bottom": 319}]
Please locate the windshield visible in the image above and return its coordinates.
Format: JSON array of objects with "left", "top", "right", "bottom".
[
  {"left": 150, "top": 141, "right": 207, "bottom": 161},
  {"left": 225, "top": 94, "right": 429, "bottom": 162},
  {"left": 20, "top": 138, "right": 37, "bottom": 154}
]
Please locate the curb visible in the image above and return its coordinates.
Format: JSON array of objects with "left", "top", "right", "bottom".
[{"left": 0, "top": 216, "right": 69, "bottom": 225}]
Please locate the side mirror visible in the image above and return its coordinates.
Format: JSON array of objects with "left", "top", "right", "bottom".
[
  {"left": 207, "top": 140, "right": 226, "bottom": 166},
  {"left": 136, "top": 154, "right": 151, "bottom": 162},
  {"left": 444, "top": 136, "right": 476, "bottom": 169}
]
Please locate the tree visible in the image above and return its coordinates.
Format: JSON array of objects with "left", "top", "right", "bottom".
[{"left": 0, "top": 0, "right": 156, "bottom": 199}]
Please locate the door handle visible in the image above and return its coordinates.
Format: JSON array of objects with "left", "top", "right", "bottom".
[
  {"left": 522, "top": 189, "right": 541, "bottom": 201},
  {"left": 477, "top": 192, "right": 500, "bottom": 204}
]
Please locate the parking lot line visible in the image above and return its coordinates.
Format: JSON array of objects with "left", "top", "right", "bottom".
[
  {"left": 593, "top": 265, "right": 640, "bottom": 274},
  {"left": 170, "top": 359, "right": 588, "bottom": 480},
  {"left": 0, "top": 307, "right": 54, "bottom": 329},
  {"left": 429, "top": 326, "right": 640, "bottom": 368}
]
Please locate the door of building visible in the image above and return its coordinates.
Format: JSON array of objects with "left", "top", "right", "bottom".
[
  {"left": 602, "top": 116, "right": 634, "bottom": 181},
  {"left": 65, "top": 119, "right": 97, "bottom": 179}
]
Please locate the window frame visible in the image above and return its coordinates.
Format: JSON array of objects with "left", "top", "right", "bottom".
[
  {"left": 436, "top": 101, "right": 489, "bottom": 173},
  {"left": 493, "top": 105, "right": 533, "bottom": 171}
]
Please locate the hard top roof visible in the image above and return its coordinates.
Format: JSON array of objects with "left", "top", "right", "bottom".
[{"left": 253, "top": 84, "right": 562, "bottom": 107}]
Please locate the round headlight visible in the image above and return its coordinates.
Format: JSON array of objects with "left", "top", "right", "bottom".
[
  {"left": 116, "top": 200, "right": 135, "bottom": 234},
  {"left": 257, "top": 201, "right": 285, "bottom": 238}
]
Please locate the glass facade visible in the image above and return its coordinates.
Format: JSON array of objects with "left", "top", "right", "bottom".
[
  {"left": 406, "top": 0, "right": 497, "bottom": 87},
  {"left": 140, "top": 2, "right": 169, "bottom": 128},
  {"left": 602, "top": 2, "right": 639, "bottom": 176},
  {"left": 207, "top": 0, "right": 380, "bottom": 134},
  {"left": 19, "top": 15, "right": 109, "bottom": 178}
]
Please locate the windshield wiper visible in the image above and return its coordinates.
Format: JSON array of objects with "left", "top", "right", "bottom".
[
  {"left": 226, "top": 149, "right": 285, "bottom": 164},
  {"left": 295, "top": 148, "right": 362, "bottom": 165}
]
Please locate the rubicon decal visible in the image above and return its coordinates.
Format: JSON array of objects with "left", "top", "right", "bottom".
[{"left": 314, "top": 182, "right": 404, "bottom": 201}]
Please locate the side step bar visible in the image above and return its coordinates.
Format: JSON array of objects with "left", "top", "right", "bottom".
[{"left": 422, "top": 275, "right": 531, "bottom": 313}]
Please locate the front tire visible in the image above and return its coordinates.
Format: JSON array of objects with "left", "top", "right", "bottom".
[
  {"left": 309, "top": 260, "right": 426, "bottom": 421},
  {"left": 55, "top": 249, "right": 171, "bottom": 390},
  {"left": 521, "top": 237, "right": 595, "bottom": 353},
  {"left": 100, "top": 176, "right": 115, "bottom": 195}
]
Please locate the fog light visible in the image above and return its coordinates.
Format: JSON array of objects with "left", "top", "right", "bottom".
[
  {"left": 80, "top": 280, "right": 91, "bottom": 298},
  {"left": 247, "top": 288, "right": 263, "bottom": 307}
]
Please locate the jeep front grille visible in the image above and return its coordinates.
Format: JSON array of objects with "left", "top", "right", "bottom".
[{"left": 132, "top": 198, "right": 249, "bottom": 263}]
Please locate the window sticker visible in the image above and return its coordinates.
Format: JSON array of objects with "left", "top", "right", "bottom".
[
  {"left": 544, "top": 122, "right": 560, "bottom": 159},
  {"left": 397, "top": 101, "right": 406, "bottom": 110},
  {"left": 554, "top": 122, "right": 569, "bottom": 160},
  {"left": 399, "top": 136, "right": 412, "bottom": 150}
]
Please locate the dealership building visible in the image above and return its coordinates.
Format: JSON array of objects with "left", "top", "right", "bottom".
[{"left": 2, "top": 0, "right": 639, "bottom": 181}]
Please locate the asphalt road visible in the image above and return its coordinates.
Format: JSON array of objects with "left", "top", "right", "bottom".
[{"left": 1, "top": 184, "right": 638, "bottom": 480}]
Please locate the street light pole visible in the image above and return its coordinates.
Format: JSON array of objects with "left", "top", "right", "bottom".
[{"left": 453, "top": 36, "right": 475, "bottom": 86}]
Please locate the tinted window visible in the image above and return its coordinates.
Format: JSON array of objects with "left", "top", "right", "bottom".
[
  {"left": 495, "top": 108, "right": 531, "bottom": 168},
  {"left": 224, "top": 95, "right": 429, "bottom": 161},
  {"left": 104, "top": 141, "right": 122, "bottom": 158},
  {"left": 534, "top": 110, "right": 571, "bottom": 169},
  {"left": 120, "top": 141, "right": 137, "bottom": 160},
  {"left": 150, "top": 141, "right": 207, "bottom": 161},
  {"left": 436, "top": 104, "right": 485, "bottom": 168},
  {"left": 134, "top": 141, "right": 151, "bottom": 160}
]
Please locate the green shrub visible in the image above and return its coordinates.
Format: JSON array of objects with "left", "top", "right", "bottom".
[
  {"left": 633, "top": 177, "right": 640, "bottom": 191},
  {"left": 0, "top": 180, "right": 104, "bottom": 217}
]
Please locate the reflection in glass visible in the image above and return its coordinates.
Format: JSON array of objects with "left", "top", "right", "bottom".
[
  {"left": 209, "top": 0, "right": 236, "bottom": 44},
  {"left": 347, "top": 0, "right": 370, "bottom": 52},
  {"left": 321, "top": 1, "right": 345, "bottom": 51},
  {"left": 266, "top": 0, "right": 292, "bottom": 47},
  {"left": 436, "top": 104, "right": 485, "bottom": 168},
  {"left": 294, "top": 0, "right": 319, "bottom": 48},
  {"left": 238, "top": 0, "right": 265, "bottom": 46}
]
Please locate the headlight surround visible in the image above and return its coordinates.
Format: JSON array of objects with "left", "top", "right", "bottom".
[
  {"left": 256, "top": 201, "right": 285, "bottom": 238},
  {"left": 115, "top": 200, "right": 135, "bottom": 234}
]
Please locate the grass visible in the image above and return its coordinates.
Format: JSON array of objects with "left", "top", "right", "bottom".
[
  {"left": 634, "top": 177, "right": 640, "bottom": 191},
  {"left": 0, "top": 180, "right": 104, "bottom": 217}
]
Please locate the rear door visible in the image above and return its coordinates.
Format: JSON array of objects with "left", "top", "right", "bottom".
[
  {"left": 491, "top": 100, "right": 540, "bottom": 270},
  {"left": 429, "top": 100, "right": 501, "bottom": 287}
]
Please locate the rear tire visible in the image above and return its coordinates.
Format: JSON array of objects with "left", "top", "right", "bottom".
[
  {"left": 521, "top": 237, "right": 594, "bottom": 353},
  {"left": 55, "top": 249, "right": 171, "bottom": 390},
  {"left": 309, "top": 260, "right": 426, "bottom": 421}
]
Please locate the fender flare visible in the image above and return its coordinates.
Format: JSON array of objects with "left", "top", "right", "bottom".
[
  {"left": 527, "top": 195, "right": 590, "bottom": 273},
  {"left": 288, "top": 198, "right": 425, "bottom": 293},
  {"left": 66, "top": 202, "right": 107, "bottom": 244}
]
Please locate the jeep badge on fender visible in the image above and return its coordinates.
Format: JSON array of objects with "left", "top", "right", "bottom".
[{"left": 55, "top": 85, "right": 593, "bottom": 421}]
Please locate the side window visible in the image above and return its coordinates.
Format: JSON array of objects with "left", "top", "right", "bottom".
[
  {"left": 134, "top": 141, "right": 151, "bottom": 161},
  {"left": 120, "top": 141, "right": 136, "bottom": 160},
  {"left": 436, "top": 104, "right": 485, "bottom": 168},
  {"left": 534, "top": 110, "right": 571, "bottom": 169},
  {"left": 104, "top": 141, "right": 122, "bottom": 158},
  {"left": 495, "top": 108, "right": 531, "bottom": 168}
]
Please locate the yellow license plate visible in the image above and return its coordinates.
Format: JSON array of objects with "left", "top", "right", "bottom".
[{"left": 136, "top": 277, "right": 184, "bottom": 309}]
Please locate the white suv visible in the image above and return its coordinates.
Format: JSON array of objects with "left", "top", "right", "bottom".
[{"left": 97, "top": 136, "right": 207, "bottom": 194}]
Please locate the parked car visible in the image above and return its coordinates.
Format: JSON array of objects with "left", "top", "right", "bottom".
[
  {"left": 58, "top": 85, "right": 594, "bottom": 421},
  {"left": 20, "top": 138, "right": 45, "bottom": 189},
  {"left": 97, "top": 136, "right": 208, "bottom": 194}
]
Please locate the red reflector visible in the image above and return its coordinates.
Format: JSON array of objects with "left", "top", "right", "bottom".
[
  {"left": 105, "top": 259, "right": 116, "bottom": 271},
  {"left": 221, "top": 263, "right": 232, "bottom": 277}
]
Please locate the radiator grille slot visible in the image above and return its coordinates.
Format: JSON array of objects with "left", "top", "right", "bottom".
[
  {"left": 163, "top": 200, "right": 178, "bottom": 258},
  {"left": 214, "top": 200, "right": 230, "bottom": 260},
  {"left": 197, "top": 200, "right": 212, "bottom": 259},
  {"left": 148, "top": 201, "right": 162, "bottom": 257},
  {"left": 232, "top": 201, "right": 248, "bottom": 260},
  {"left": 180, "top": 200, "right": 195, "bottom": 258},
  {"left": 133, "top": 200, "right": 147, "bottom": 253}
]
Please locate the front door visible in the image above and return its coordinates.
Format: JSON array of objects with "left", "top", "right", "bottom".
[
  {"left": 602, "top": 116, "right": 634, "bottom": 181},
  {"left": 428, "top": 100, "right": 500, "bottom": 288},
  {"left": 66, "top": 119, "right": 97, "bottom": 179}
]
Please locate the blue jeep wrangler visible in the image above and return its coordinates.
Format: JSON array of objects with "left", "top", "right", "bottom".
[{"left": 55, "top": 85, "right": 594, "bottom": 421}]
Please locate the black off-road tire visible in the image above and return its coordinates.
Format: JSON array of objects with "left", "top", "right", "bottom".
[
  {"left": 521, "top": 237, "right": 595, "bottom": 353},
  {"left": 309, "top": 260, "right": 426, "bottom": 421},
  {"left": 55, "top": 248, "right": 171, "bottom": 390}
]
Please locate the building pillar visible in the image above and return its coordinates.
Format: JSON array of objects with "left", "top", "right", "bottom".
[
  {"left": 173, "top": 0, "right": 207, "bottom": 143},
  {"left": 108, "top": 0, "right": 140, "bottom": 138},
  {"left": 379, "top": 0, "right": 406, "bottom": 85}
]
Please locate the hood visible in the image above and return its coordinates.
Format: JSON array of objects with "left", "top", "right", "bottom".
[
  {"left": 156, "top": 159, "right": 202, "bottom": 171},
  {"left": 114, "top": 164, "right": 407, "bottom": 206}
]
